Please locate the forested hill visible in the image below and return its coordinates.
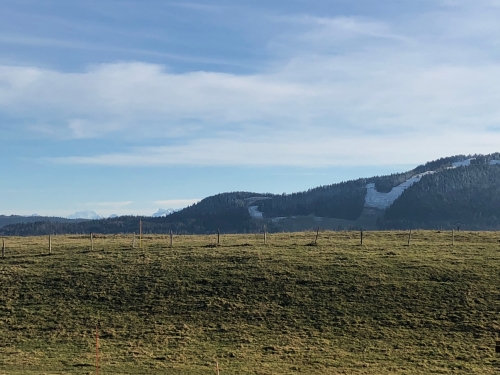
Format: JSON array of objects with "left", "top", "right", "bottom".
[
  {"left": 0, "top": 215, "right": 84, "bottom": 229},
  {"left": 0, "top": 192, "right": 269, "bottom": 236},
  {"left": 380, "top": 162, "right": 500, "bottom": 230},
  {"left": 249, "top": 155, "right": 467, "bottom": 220},
  {"left": 3, "top": 153, "right": 500, "bottom": 235}
]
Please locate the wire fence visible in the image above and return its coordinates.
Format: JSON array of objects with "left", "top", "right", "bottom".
[{"left": 0, "top": 229, "right": 499, "bottom": 258}]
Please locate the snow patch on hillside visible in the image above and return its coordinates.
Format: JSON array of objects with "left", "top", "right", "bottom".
[
  {"left": 364, "top": 171, "right": 435, "bottom": 210},
  {"left": 452, "top": 158, "right": 473, "bottom": 167},
  {"left": 248, "top": 206, "right": 264, "bottom": 219},
  {"left": 451, "top": 158, "right": 500, "bottom": 166},
  {"left": 248, "top": 158, "right": 500, "bottom": 218},
  {"left": 246, "top": 197, "right": 271, "bottom": 219},
  {"left": 363, "top": 157, "right": 498, "bottom": 210}
]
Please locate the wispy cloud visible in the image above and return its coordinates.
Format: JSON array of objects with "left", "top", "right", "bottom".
[
  {"left": 3, "top": 2, "right": 500, "bottom": 167},
  {"left": 166, "top": 2, "right": 225, "bottom": 12},
  {"left": 47, "top": 130, "right": 500, "bottom": 168},
  {"left": 278, "top": 15, "right": 407, "bottom": 42},
  {"left": 0, "top": 34, "right": 242, "bottom": 67}
]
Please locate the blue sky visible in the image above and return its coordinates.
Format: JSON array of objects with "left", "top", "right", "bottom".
[{"left": 1, "top": 0, "right": 500, "bottom": 217}]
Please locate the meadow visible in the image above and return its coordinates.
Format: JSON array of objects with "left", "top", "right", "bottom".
[{"left": 0, "top": 230, "right": 499, "bottom": 374}]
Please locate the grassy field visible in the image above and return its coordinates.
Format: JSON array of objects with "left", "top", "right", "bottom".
[{"left": 0, "top": 231, "right": 499, "bottom": 374}]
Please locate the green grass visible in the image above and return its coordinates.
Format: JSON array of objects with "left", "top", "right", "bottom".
[{"left": 0, "top": 231, "right": 499, "bottom": 374}]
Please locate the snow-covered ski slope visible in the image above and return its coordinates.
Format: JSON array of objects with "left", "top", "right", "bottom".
[
  {"left": 452, "top": 159, "right": 472, "bottom": 167},
  {"left": 246, "top": 196, "right": 271, "bottom": 219},
  {"left": 247, "top": 158, "right": 500, "bottom": 217},
  {"left": 248, "top": 205, "right": 264, "bottom": 219},
  {"left": 364, "top": 172, "right": 434, "bottom": 210},
  {"left": 364, "top": 158, "right": 500, "bottom": 210}
]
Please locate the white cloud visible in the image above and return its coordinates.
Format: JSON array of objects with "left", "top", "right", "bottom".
[
  {"left": 48, "top": 130, "right": 500, "bottom": 167},
  {"left": 0, "top": 62, "right": 313, "bottom": 140},
  {"left": 166, "top": 2, "right": 224, "bottom": 12},
  {"left": 2, "top": 3, "right": 500, "bottom": 167},
  {"left": 292, "top": 15, "right": 406, "bottom": 43},
  {"left": 68, "top": 119, "right": 124, "bottom": 139}
]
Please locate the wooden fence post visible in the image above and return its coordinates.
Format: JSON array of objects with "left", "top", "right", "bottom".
[
  {"left": 452, "top": 229, "right": 454, "bottom": 246},
  {"left": 315, "top": 227, "right": 320, "bottom": 245},
  {"left": 216, "top": 361, "right": 220, "bottom": 375},
  {"left": 2, "top": 239, "right": 4, "bottom": 258},
  {"left": 170, "top": 230, "right": 173, "bottom": 247},
  {"left": 264, "top": 225, "right": 267, "bottom": 245},
  {"left": 132, "top": 232, "right": 136, "bottom": 248},
  {"left": 90, "top": 233, "right": 94, "bottom": 251},
  {"left": 96, "top": 325, "right": 99, "bottom": 375},
  {"left": 407, "top": 230, "right": 412, "bottom": 246},
  {"left": 49, "top": 235, "right": 52, "bottom": 255},
  {"left": 139, "top": 220, "right": 143, "bottom": 249},
  {"left": 217, "top": 229, "right": 220, "bottom": 246},
  {"left": 360, "top": 230, "right": 363, "bottom": 246}
]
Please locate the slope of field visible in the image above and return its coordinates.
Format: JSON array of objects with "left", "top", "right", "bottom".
[{"left": 0, "top": 232, "right": 499, "bottom": 374}]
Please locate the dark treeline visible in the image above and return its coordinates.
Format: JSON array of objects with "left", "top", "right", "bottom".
[
  {"left": 255, "top": 155, "right": 471, "bottom": 219},
  {"left": 0, "top": 209, "right": 261, "bottom": 236},
  {"left": 256, "top": 180, "right": 367, "bottom": 220},
  {"left": 0, "top": 192, "right": 268, "bottom": 236},
  {"left": 381, "top": 163, "right": 500, "bottom": 230},
  {"left": 4, "top": 154, "right": 500, "bottom": 235},
  {"left": 373, "top": 155, "right": 467, "bottom": 193},
  {"left": 168, "top": 192, "right": 272, "bottom": 217},
  {"left": 0, "top": 215, "right": 85, "bottom": 229}
]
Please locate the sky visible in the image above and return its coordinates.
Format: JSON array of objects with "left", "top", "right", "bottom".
[{"left": 1, "top": 0, "right": 500, "bottom": 217}]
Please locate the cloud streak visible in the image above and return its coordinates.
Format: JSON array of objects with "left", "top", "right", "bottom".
[
  {"left": 48, "top": 131, "right": 500, "bottom": 167},
  {"left": 2, "top": 4, "right": 500, "bottom": 166}
]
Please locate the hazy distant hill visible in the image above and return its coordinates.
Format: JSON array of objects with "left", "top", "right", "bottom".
[
  {"left": 3, "top": 153, "right": 500, "bottom": 235},
  {"left": 0, "top": 215, "right": 85, "bottom": 229}
]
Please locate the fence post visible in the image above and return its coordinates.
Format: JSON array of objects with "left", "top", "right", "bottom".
[
  {"left": 407, "top": 229, "right": 412, "bottom": 246},
  {"left": 217, "top": 229, "right": 220, "bottom": 246},
  {"left": 264, "top": 225, "right": 267, "bottom": 245},
  {"left": 360, "top": 230, "right": 363, "bottom": 246},
  {"left": 452, "top": 229, "right": 454, "bottom": 246},
  {"left": 49, "top": 235, "right": 52, "bottom": 255},
  {"left": 96, "top": 325, "right": 99, "bottom": 375},
  {"left": 315, "top": 227, "right": 320, "bottom": 245},
  {"left": 2, "top": 239, "right": 4, "bottom": 258},
  {"left": 90, "top": 233, "right": 94, "bottom": 251},
  {"left": 140, "top": 220, "right": 143, "bottom": 249},
  {"left": 170, "top": 230, "right": 173, "bottom": 247}
]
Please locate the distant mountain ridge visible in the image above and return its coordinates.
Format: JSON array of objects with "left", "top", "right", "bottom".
[
  {"left": 67, "top": 211, "right": 103, "bottom": 220},
  {"left": 3, "top": 153, "right": 500, "bottom": 235},
  {"left": 152, "top": 208, "right": 177, "bottom": 217},
  {"left": 0, "top": 215, "right": 86, "bottom": 229},
  {"left": 65, "top": 209, "right": 180, "bottom": 219}
]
